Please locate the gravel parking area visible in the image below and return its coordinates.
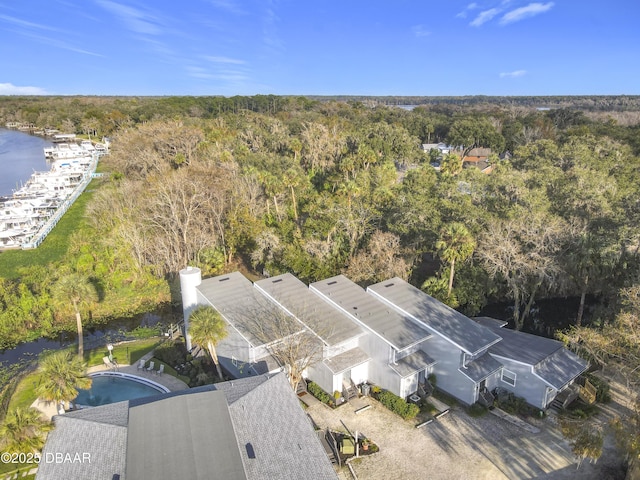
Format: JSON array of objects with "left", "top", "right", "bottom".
[{"left": 307, "top": 396, "right": 626, "bottom": 480}]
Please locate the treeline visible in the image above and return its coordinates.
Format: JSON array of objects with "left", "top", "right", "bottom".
[
  {"left": 1, "top": 95, "right": 640, "bottom": 348},
  {"left": 309, "top": 95, "right": 640, "bottom": 111}
]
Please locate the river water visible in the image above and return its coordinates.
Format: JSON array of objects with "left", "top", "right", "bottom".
[
  {"left": 0, "top": 310, "right": 179, "bottom": 368},
  {"left": 0, "top": 128, "right": 52, "bottom": 197}
]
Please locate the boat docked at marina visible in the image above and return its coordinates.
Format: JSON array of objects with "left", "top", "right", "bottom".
[{"left": 0, "top": 138, "right": 104, "bottom": 249}]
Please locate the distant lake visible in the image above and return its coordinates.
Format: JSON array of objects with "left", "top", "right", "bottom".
[{"left": 0, "top": 128, "right": 52, "bottom": 197}]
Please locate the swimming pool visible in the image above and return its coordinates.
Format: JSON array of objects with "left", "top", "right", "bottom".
[{"left": 74, "top": 372, "right": 170, "bottom": 407}]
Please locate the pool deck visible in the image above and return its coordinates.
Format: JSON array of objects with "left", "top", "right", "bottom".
[{"left": 32, "top": 352, "right": 189, "bottom": 420}]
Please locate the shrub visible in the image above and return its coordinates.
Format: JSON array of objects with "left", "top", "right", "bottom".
[
  {"left": 308, "top": 381, "right": 333, "bottom": 406},
  {"left": 153, "top": 340, "right": 187, "bottom": 366},
  {"left": 377, "top": 390, "right": 420, "bottom": 420},
  {"left": 467, "top": 402, "right": 488, "bottom": 417},
  {"left": 128, "top": 325, "right": 162, "bottom": 339}
]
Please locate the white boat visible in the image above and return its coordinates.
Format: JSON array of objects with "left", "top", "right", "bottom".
[
  {"left": 43, "top": 141, "right": 96, "bottom": 161},
  {"left": 1, "top": 135, "right": 102, "bottom": 249}
]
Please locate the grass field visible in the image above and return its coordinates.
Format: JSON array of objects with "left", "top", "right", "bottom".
[{"left": 0, "top": 182, "right": 97, "bottom": 279}]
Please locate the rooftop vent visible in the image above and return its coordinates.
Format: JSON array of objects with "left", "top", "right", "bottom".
[
  {"left": 219, "top": 277, "right": 230, "bottom": 282},
  {"left": 384, "top": 283, "right": 394, "bottom": 288},
  {"left": 272, "top": 278, "right": 283, "bottom": 283},
  {"left": 246, "top": 443, "right": 256, "bottom": 459},
  {"left": 328, "top": 281, "right": 338, "bottom": 285}
]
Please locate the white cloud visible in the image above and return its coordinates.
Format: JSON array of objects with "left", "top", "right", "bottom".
[
  {"left": 204, "top": 55, "right": 246, "bottom": 65},
  {"left": 412, "top": 25, "right": 431, "bottom": 37},
  {"left": 0, "top": 83, "right": 48, "bottom": 95},
  {"left": 500, "top": 2, "right": 554, "bottom": 25},
  {"left": 457, "top": 2, "right": 479, "bottom": 18},
  {"left": 470, "top": 8, "right": 501, "bottom": 27},
  {"left": 95, "top": 0, "right": 163, "bottom": 35},
  {"left": 499, "top": 70, "right": 527, "bottom": 78},
  {"left": 0, "top": 14, "right": 61, "bottom": 32}
]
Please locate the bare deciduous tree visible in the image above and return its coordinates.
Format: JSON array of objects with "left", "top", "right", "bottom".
[
  {"left": 477, "top": 211, "right": 567, "bottom": 330},
  {"left": 346, "top": 230, "right": 409, "bottom": 285}
]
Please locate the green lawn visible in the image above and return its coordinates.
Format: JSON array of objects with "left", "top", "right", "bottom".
[
  {"left": 0, "top": 183, "right": 97, "bottom": 279},
  {"left": 7, "top": 371, "right": 42, "bottom": 412},
  {"left": 83, "top": 338, "right": 162, "bottom": 367}
]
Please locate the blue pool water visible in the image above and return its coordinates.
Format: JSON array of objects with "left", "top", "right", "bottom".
[{"left": 75, "top": 375, "right": 166, "bottom": 406}]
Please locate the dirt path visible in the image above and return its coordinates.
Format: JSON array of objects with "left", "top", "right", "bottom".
[{"left": 308, "top": 395, "right": 626, "bottom": 479}]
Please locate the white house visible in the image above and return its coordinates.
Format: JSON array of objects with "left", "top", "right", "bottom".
[{"left": 180, "top": 268, "right": 588, "bottom": 408}]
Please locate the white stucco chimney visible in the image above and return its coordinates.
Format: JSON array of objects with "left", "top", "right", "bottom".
[{"left": 179, "top": 266, "right": 202, "bottom": 351}]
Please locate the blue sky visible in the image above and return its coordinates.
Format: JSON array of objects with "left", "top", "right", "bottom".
[{"left": 0, "top": 1, "right": 638, "bottom": 96}]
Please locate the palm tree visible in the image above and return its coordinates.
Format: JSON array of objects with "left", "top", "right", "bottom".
[
  {"left": 0, "top": 407, "right": 52, "bottom": 454},
  {"left": 35, "top": 350, "right": 92, "bottom": 412},
  {"left": 188, "top": 305, "right": 228, "bottom": 380},
  {"left": 436, "top": 222, "right": 476, "bottom": 297},
  {"left": 53, "top": 273, "right": 98, "bottom": 358}
]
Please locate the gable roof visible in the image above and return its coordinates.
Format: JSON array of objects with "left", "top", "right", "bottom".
[
  {"left": 535, "top": 348, "right": 588, "bottom": 390},
  {"left": 485, "top": 324, "right": 562, "bottom": 366},
  {"left": 367, "top": 278, "right": 502, "bottom": 355},
  {"left": 127, "top": 390, "right": 247, "bottom": 480},
  {"left": 37, "top": 415, "right": 128, "bottom": 480},
  {"left": 459, "top": 353, "right": 503, "bottom": 383},
  {"left": 481, "top": 322, "right": 588, "bottom": 389},
  {"left": 197, "top": 272, "right": 304, "bottom": 347},
  {"left": 37, "top": 374, "right": 337, "bottom": 480},
  {"left": 255, "top": 273, "right": 365, "bottom": 347},
  {"left": 310, "top": 275, "right": 432, "bottom": 351}
]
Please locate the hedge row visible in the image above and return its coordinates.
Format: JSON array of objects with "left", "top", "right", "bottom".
[
  {"left": 377, "top": 390, "right": 420, "bottom": 420},
  {"left": 307, "top": 381, "right": 334, "bottom": 407}
]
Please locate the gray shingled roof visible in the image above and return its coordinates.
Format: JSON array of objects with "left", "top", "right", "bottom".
[
  {"left": 367, "top": 278, "right": 502, "bottom": 355},
  {"left": 323, "top": 347, "right": 370, "bottom": 375},
  {"left": 126, "top": 391, "right": 247, "bottom": 480},
  {"left": 225, "top": 373, "right": 338, "bottom": 480},
  {"left": 255, "top": 273, "right": 365, "bottom": 346},
  {"left": 37, "top": 374, "right": 338, "bottom": 480},
  {"left": 484, "top": 323, "right": 568, "bottom": 366},
  {"left": 479, "top": 320, "right": 588, "bottom": 389},
  {"left": 37, "top": 416, "right": 128, "bottom": 480},
  {"left": 390, "top": 349, "right": 436, "bottom": 378},
  {"left": 535, "top": 348, "right": 588, "bottom": 389},
  {"left": 197, "top": 272, "right": 304, "bottom": 347},
  {"left": 310, "top": 275, "right": 432, "bottom": 350},
  {"left": 459, "top": 353, "right": 503, "bottom": 382}
]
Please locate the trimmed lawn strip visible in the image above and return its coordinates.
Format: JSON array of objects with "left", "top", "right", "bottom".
[{"left": 0, "top": 183, "right": 97, "bottom": 279}]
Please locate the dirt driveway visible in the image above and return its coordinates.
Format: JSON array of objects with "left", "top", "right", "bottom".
[{"left": 306, "top": 396, "right": 626, "bottom": 480}]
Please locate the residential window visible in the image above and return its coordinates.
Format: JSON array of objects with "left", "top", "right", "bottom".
[{"left": 501, "top": 369, "right": 516, "bottom": 387}]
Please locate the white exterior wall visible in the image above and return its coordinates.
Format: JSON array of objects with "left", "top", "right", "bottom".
[
  {"left": 350, "top": 362, "right": 369, "bottom": 385},
  {"left": 359, "top": 333, "right": 402, "bottom": 396},
  {"left": 400, "top": 373, "right": 419, "bottom": 398},
  {"left": 426, "top": 335, "right": 476, "bottom": 405},
  {"left": 494, "top": 357, "right": 550, "bottom": 409},
  {"left": 179, "top": 266, "right": 202, "bottom": 350},
  {"left": 215, "top": 327, "right": 252, "bottom": 366},
  {"left": 308, "top": 362, "right": 335, "bottom": 395}
]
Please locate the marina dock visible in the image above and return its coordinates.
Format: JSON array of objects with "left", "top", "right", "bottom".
[{"left": 0, "top": 136, "right": 109, "bottom": 250}]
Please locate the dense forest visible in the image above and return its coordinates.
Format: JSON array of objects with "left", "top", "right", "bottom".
[{"left": 1, "top": 95, "right": 640, "bottom": 351}]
